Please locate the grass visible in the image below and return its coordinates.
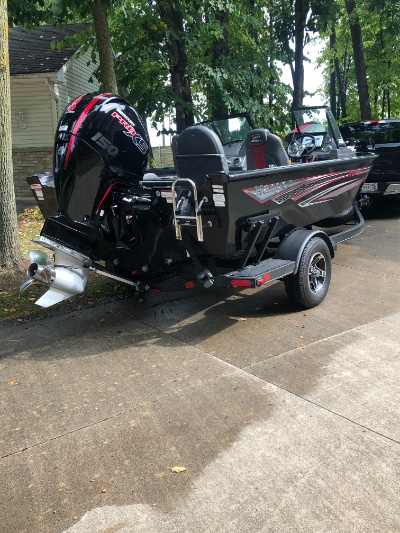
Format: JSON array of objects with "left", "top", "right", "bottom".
[{"left": 0, "top": 208, "right": 131, "bottom": 324}]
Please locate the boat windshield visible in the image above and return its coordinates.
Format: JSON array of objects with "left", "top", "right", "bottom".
[
  {"left": 196, "top": 114, "right": 254, "bottom": 145},
  {"left": 291, "top": 106, "right": 346, "bottom": 148}
]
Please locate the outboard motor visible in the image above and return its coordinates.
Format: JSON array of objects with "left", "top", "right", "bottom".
[
  {"left": 21, "top": 92, "right": 151, "bottom": 306},
  {"left": 53, "top": 92, "right": 149, "bottom": 223}
]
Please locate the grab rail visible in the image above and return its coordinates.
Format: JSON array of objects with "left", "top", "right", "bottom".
[{"left": 171, "top": 178, "right": 207, "bottom": 242}]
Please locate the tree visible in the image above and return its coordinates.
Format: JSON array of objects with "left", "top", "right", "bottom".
[
  {"left": 344, "top": 0, "right": 371, "bottom": 119},
  {"left": 91, "top": 1, "right": 117, "bottom": 93},
  {"left": 0, "top": 0, "right": 21, "bottom": 269},
  {"left": 153, "top": 0, "right": 194, "bottom": 132},
  {"left": 50, "top": 0, "right": 118, "bottom": 93},
  {"left": 292, "top": 0, "right": 310, "bottom": 107}
]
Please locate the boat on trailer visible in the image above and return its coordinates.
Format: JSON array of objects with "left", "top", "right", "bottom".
[{"left": 21, "top": 94, "right": 376, "bottom": 309}]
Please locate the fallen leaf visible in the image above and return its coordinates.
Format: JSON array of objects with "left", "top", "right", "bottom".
[
  {"left": 99, "top": 319, "right": 106, "bottom": 323},
  {"left": 237, "top": 317, "right": 247, "bottom": 321},
  {"left": 170, "top": 466, "right": 187, "bottom": 473},
  {"left": 9, "top": 381, "right": 19, "bottom": 385},
  {"left": 300, "top": 336, "right": 304, "bottom": 339},
  {"left": 101, "top": 488, "right": 107, "bottom": 493}
]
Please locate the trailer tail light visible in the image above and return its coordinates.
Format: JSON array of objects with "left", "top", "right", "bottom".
[
  {"left": 230, "top": 279, "right": 253, "bottom": 287},
  {"left": 256, "top": 273, "right": 271, "bottom": 286},
  {"left": 185, "top": 281, "right": 195, "bottom": 289}
]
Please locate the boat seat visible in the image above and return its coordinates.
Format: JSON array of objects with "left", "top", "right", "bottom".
[
  {"left": 246, "top": 129, "right": 289, "bottom": 169},
  {"left": 171, "top": 134, "right": 180, "bottom": 176},
  {"left": 175, "top": 125, "right": 229, "bottom": 187}
]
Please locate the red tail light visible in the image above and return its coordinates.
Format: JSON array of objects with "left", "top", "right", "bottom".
[
  {"left": 256, "top": 273, "right": 271, "bottom": 286},
  {"left": 230, "top": 279, "right": 252, "bottom": 287}
]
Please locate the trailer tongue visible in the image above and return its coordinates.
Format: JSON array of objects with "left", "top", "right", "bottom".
[{"left": 21, "top": 94, "right": 376, "bottom": 309}]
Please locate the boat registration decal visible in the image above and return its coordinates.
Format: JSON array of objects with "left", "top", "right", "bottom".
[
  {"left": 213, "top": 193, "right": 226, "bottom": 206},
  {"left": 212, "top": 184, "right": 226, "bottom": 206}
]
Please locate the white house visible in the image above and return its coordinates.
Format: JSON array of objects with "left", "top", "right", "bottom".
[{"left": 9, "top": 24, "right": 100, "bottom": 198}]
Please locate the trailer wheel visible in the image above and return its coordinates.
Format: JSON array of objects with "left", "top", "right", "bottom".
[{"left": 284, "top": 237, "right": 332, "bottom": 309}]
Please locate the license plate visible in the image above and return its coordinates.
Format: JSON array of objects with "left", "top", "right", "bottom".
[{"left": 361, "top": 183, "right": 378, "bottom": 192}]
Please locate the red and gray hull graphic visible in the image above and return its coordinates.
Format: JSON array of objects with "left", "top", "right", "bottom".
[{"left": 242, "top": 167, "right": 371, "bottom": 207}]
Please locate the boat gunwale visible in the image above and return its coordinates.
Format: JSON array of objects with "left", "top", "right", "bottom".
[{"left": 225, "top": 153, "right": 378, "bottom": 183}]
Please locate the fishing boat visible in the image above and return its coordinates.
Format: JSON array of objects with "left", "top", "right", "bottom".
[{"left": 21, "top": 94, "right": 376, "bottom": 309}]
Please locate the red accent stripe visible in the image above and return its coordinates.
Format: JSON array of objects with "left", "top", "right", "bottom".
[
  {"left": 317, "top": 177, "right": 366, "bottom": 201},
  {"left": 242, "top": 166, "right": 371, "bottom": 205},
  {"left": 95, "top": 181, "right": 125, "bottom": 213},
  {"left": 290, "top": 173, "right": 349, "bottom": 201},
  {"left": 64, "top": 93, "right": 109, "bottom": 169}
]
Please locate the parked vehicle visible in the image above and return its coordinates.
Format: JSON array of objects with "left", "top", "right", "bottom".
[
  {"left": 339, "top": 119, "right": 400, "bottom": 198},
  {"left": 21, "top": 95, "right": 376, "bottom": 310}
]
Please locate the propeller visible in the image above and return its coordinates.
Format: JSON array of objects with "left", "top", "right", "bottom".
[
  {"left": 19, "top": 249, "right": 53, "bottom": 293},
  {"left": 19, "top": 278, "right": 35, "bottom": 292},
  {"left": 28, "top": 249, "right": 52, "bottom": 266}
]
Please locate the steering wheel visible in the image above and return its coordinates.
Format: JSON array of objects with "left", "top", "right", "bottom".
[{"left": 287, "top": 134, "right": 316, "bottom": 158}]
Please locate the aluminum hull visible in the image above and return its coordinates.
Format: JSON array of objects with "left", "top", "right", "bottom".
[{"left": 171, "top": 154, "right": 375, "bottom": 256}]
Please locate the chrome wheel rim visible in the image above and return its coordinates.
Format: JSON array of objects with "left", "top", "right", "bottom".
[{"left": 308, "top": 252, "right": 326, "bottom": 293}]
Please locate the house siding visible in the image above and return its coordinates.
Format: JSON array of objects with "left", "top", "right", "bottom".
[
  {"left": 11, "top": 82, "right": 56, "bottom": 148},
  {"left": 152, "top": 146, "right": 174, "bottom": 168},
  {"left": 57, "top": 48, "right": 99, "bottom": 117},
  {"left": 10, "top": 48, "right": 100, "bottom": 197}
]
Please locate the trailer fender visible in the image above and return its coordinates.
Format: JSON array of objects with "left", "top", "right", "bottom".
[{"left": 275, "top": 229, "right": 335, "bottom": 274}]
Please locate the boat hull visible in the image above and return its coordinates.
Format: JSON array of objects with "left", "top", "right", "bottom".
[{"left": 191, "top": 154, "right": 376, "bottom": 256}]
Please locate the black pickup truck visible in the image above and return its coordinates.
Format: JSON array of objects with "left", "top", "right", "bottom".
[{"left": 339, "top": 119, "right": 400, "bottom": 198}]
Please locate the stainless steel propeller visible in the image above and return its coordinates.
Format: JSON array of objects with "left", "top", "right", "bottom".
[
  {"left": 28, "top": 249, "right": 52, "bottom": 266},
  {"left": 19, "top": 249, "right": 53, "bottom": 292},
  {"left": 19, "top": 278, "right": 35, "bottom": 292}
]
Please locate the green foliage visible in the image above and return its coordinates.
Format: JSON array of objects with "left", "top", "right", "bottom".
[
  {"left": 318, "top": 0, "right": 400, "bottom": 120},
  {"left": 8, "top": 0, "right": 50, "bottom": 26},
  {"left": 111, "top": 0, "right": 292, "bottom": 135},
  {"left": 10, "top": 0, "right": 400, "bottom": 138}
]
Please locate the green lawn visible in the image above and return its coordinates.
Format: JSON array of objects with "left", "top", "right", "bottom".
[{"left": 0, "top": 208, "right": 130, "bottom": 323}]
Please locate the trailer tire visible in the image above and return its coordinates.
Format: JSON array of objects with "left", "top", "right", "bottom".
[
  {"left": 315, "top": 206, "right": 355, "bottom": 228},
  {"left": 284, "top": 237, "right": 331, "bottom": 309}
]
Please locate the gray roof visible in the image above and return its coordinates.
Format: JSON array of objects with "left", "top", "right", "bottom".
[{"left": 9, "top": 24, "right": 89, "bottom": 75}]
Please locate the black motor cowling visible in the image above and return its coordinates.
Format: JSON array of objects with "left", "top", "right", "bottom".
[{"left": 53, "top": 92, "right": 150, "bottom": 225}]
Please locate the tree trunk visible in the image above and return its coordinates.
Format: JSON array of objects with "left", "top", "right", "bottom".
[
  {"left": 211, "top": 10, "right": 229, "bottom": 117},
  {"left": 292, "top": 0, "right": 309, "bottom": 108},
  {"left": 92, "top": 1, "right": 118, "bottom": 94},
  {"left": 0, "top": 0, "right": 21, "bottom": 269},
  {"left": 345, "top": 0, "right": 371, "bottom": 120},
  {"left": 329, "top": 32, "right": 337, "bottom": 118},
  {"left": 155, "top": 1, "right": 194, "bottom": 133},
  {"left": 334, "top": 56, "right": 347, "bottom": 119}
]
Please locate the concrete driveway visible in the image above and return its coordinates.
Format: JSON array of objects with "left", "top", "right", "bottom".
[{"left": 1, "top": 199, "right": 399, "bottom": 533}]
